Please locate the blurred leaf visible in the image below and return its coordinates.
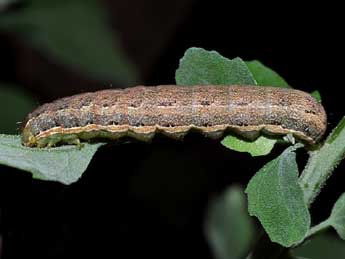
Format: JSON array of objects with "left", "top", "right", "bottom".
[
  {"left": 0, "top": 0, "right": 19, "bottom": 7},
  {"left": 0, "top": 84, "right": 36, "bottom": 134},
  {"left": 245, "top": 145, "right": 310, "bottom": 247},
  {"left": 310, "top": 90, "right": 322, "bottom": 102},
  {"left": 205, "top": 185, "right": 254, "bottom": 259},
  {"left": 277, "top": 252, "right": 309, "bottom": 259},
  {"left": 221, "top": 135, "right": 277, "bottom": 157},
  {"left": 292, "top": 233, "right": 345, "bottom": 259},
  {"left": 0, "top": 134, "right": 104, "bottom": 184},
  {"left": 300, "top": 117, "right": 345, "bottom": 205},
  {"left": 246, "top": 60, "right": 290, "bottom": 87},
  {"left": 328, "top": 193, "right": 345, "bottom": 240},
  {"left": 175, "top": 47, "right": 256, "bottom": 85},
  {"left": 0, "top": 0, "right": 137, "bottom": 84}
]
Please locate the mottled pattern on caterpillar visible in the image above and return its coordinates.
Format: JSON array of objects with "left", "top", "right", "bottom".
[{"left": 21, "top": 85, "right": 327, "bottom": 147}]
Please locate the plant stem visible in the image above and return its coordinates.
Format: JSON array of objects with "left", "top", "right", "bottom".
[
  {"left": 300, "top": 117, "right": 345, "bottom": 206},
  {"left": 305, "top": 219, "right": 331, "bottom": 238},
  {"left": 299, "top": 149, "right": 330, "bottom": 207}
]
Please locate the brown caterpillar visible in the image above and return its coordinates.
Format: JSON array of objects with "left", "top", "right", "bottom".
[{"left": 21, "top": 85, "right": 327, "bottom": 147}]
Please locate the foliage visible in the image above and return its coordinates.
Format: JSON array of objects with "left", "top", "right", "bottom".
[
  {"left": 205, "top": 186, "right": 254, "bottom": 259},
  {"left": 0, "top": 134, "right": 103, "bottom": 184},
  {"left": 246, "top": 144, "right": 310, "bottom": 247},
  {"left": 0, "top": 0, "right": 137, "bottom": 84}
]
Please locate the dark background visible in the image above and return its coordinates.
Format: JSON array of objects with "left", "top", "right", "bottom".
[{"left": 0, "top": 1, "right": 344, "bottom": 258}]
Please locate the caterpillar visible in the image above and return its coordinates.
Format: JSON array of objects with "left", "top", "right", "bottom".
[{"left": 21, "top": 85, "right": 327, "bottom": 147}]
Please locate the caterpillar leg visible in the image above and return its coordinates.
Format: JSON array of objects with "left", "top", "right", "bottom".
[{"left": 67, "top": 138, "right": 84, "bottom": 149}]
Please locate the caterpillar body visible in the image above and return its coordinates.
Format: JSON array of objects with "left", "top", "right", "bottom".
[{"left": 21, "top": 85, "right": 327, "bottom": 147}]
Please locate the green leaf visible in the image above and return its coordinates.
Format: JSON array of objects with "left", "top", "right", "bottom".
[
  {"left": 205, "top": 185, "right": 254, "bottom": 259},
  {"left": 300, "top": 117, "right": 345, "bottom": 205},
  {"left": 246, "top": 60, "right": 290, "bottom": 88},
  {"left": 0, "top": 84, "right": 36, "bottom": 134},
  {"left": 0, "top": 0, "right": 137, "bottom": 85},
  {"left": 175, "top": 47, "right": 256, "bottom": 85},
  {"left": 245, "top": 145, "right": 311, "bottom": 247},
  {"left": 0, "top": 134, "right": 104, "bottom": 184},
  {"left": 310, "top": 90, "right": 322, "bottom": 102},
  {"left": 292, "top": 233, "right": 345, "bottom": 259},
  {"left": 328, "top": 193, "right": 345, "bottom": 239},
  {"left": 221, "top": 135, "right": 277, "bottom": 157}
]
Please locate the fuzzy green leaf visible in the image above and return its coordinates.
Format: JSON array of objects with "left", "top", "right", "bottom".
[
  {"left": 175, "top": 47, "right": 256, "bottom": 85},
  {"left": 245, "top": 145, "right": 310, "bottom": 247},
  {"left": 0, "top": 134, "right": 104, "bottom": 184},
  {"left": 205, "top": 185, "right": 254, "bottom": 259},
  {"left": 0, "top": 0, "right": 137, "bottom": 84},
  {"left": 328, "top": 193, "right": 345, "bottom": 240},
  {"left": 246, "top": 60, "right": 290, "bottom": 88},
  {"left": 221, "top": 135, "right": 277, "bottom": 157},
  {"left": 300, "top": 117, "right": 345, "bottom": 205}
]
